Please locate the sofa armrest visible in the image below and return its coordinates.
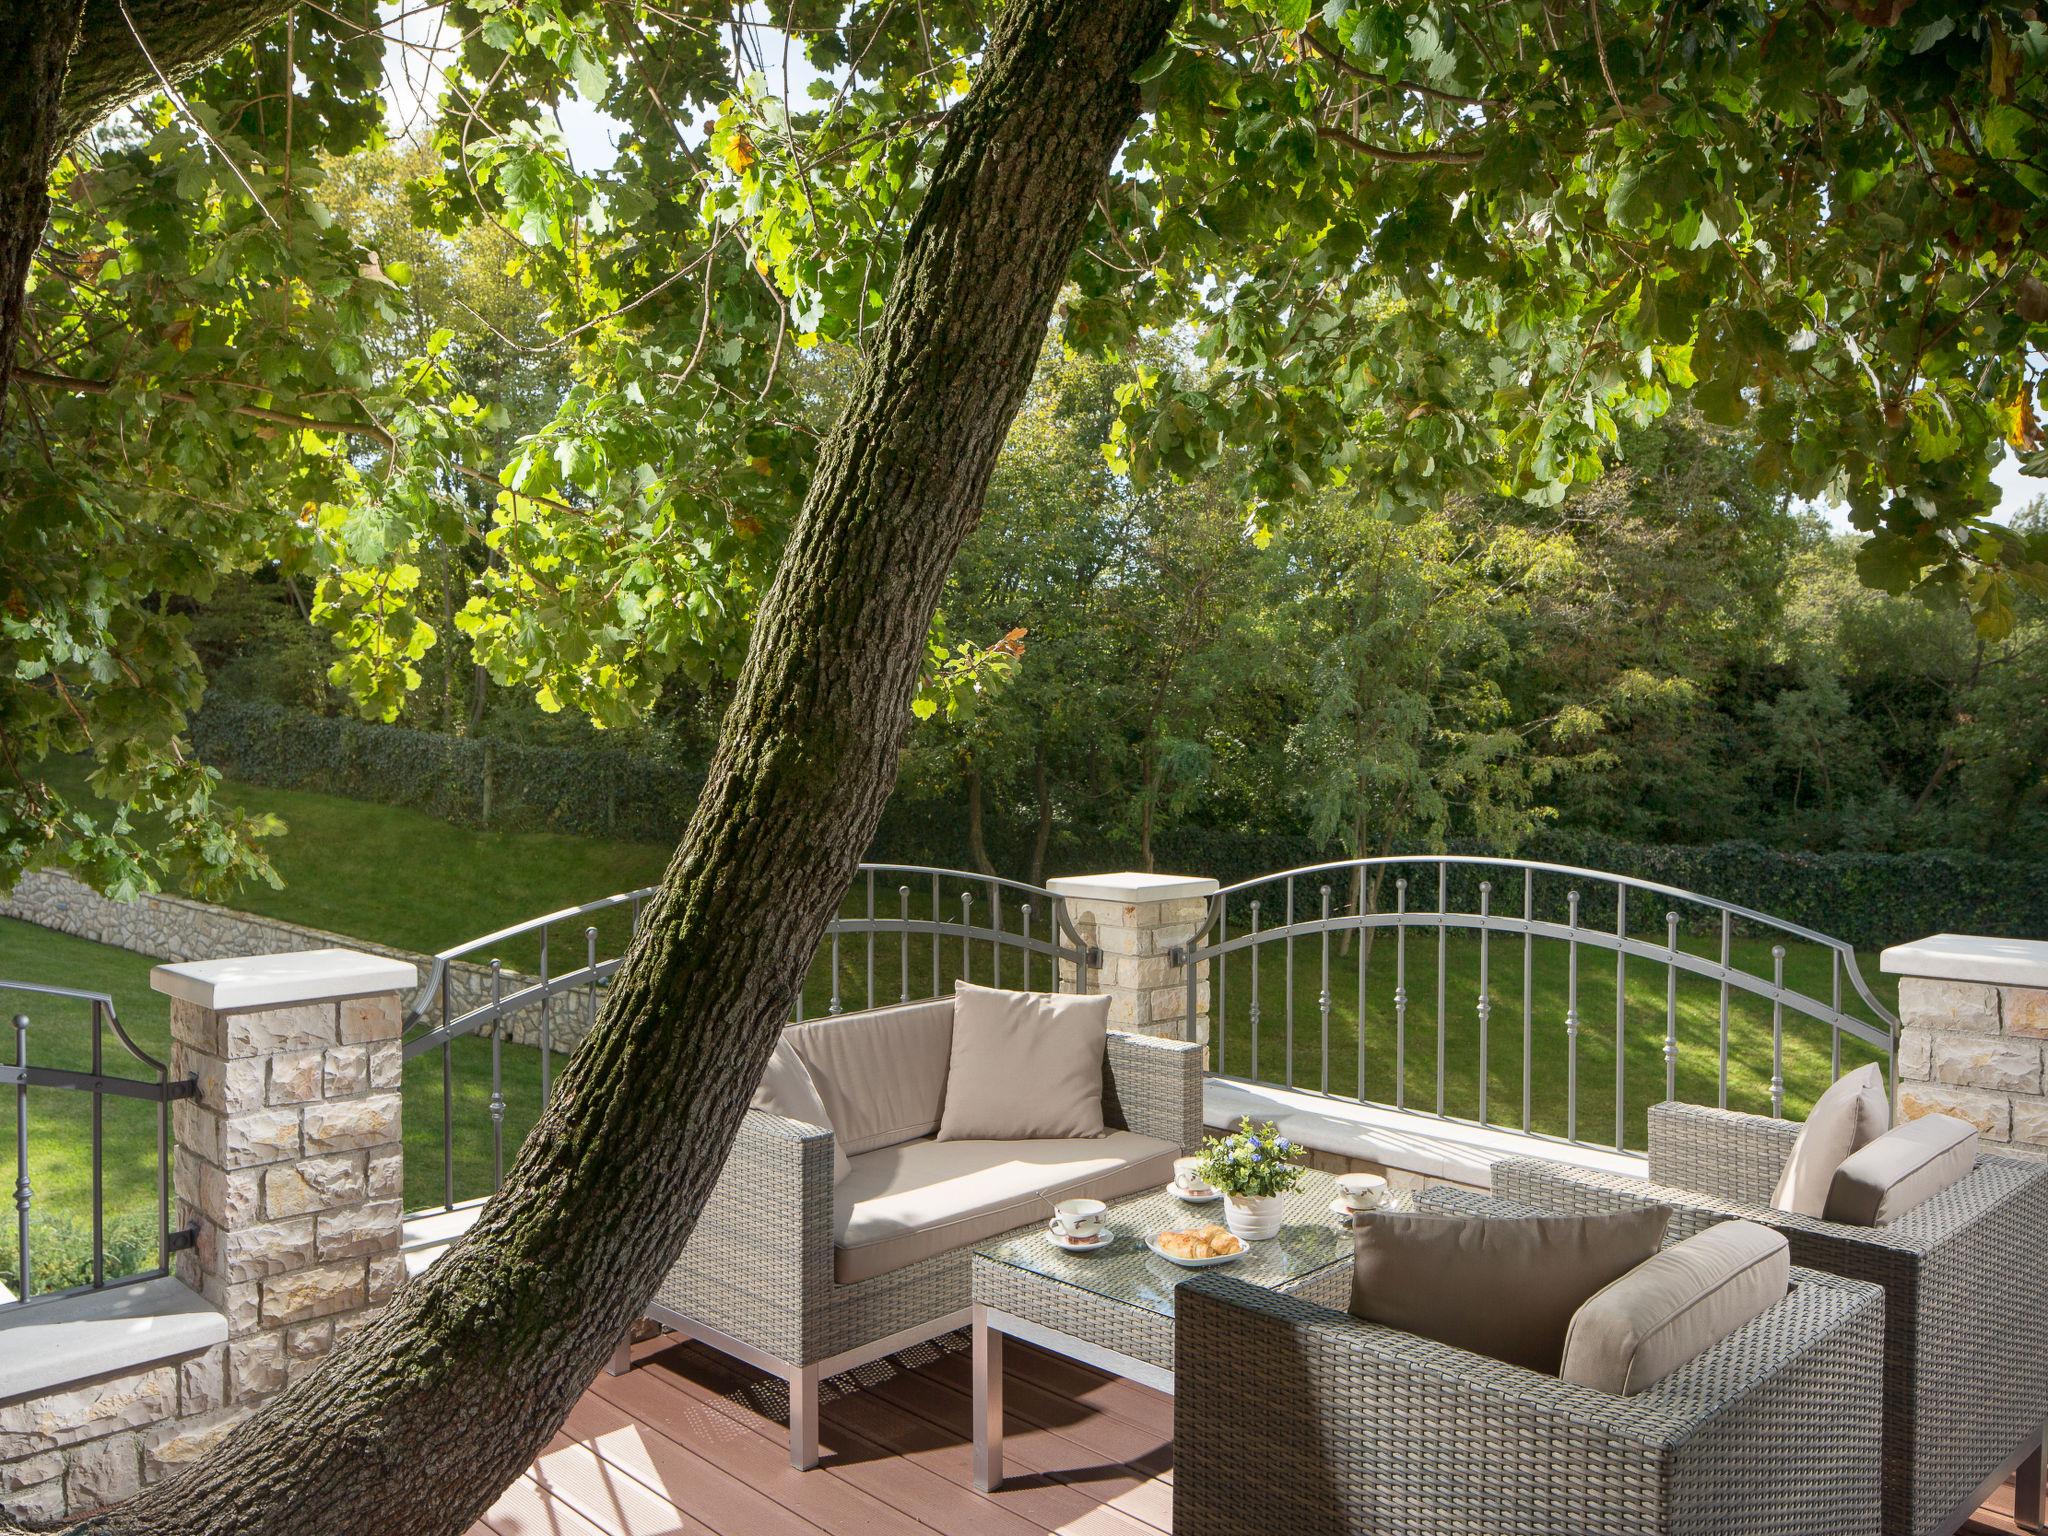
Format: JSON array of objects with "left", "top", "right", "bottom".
[
  {"left": 1646, "top": 1100, "right": 1801, "bottom": 1204},
  {"left": 652, "top": 1108, "right": 838, "bottom": 1364},
  {"left": 1174, "top": 1262, "right": 1885, "bottom": 1536},
  {"left": 1102, "top": 1030, "right": 1203, "bottom": 1151}
]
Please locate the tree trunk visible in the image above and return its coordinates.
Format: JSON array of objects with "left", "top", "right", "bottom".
[
  {"left": 1029, "top": 738, "right": 1053, "bottom": 887},
  {"left": 0, "top": 0, "right": 88, "bottom": 418},
  {"left": 965, "top": 754, "right": 997, "bottom": 876},
  {"left": 38, "top": 1, "right": 1176, "bottom": 1532}
]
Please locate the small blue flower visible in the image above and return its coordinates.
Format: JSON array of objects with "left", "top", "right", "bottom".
[
  {"left": 1275, "top": 1137, "right": 1291, "bottom": 1151},
  {"left": 1249, "top": 1151, "right": 1262, "bottom": 1163}
]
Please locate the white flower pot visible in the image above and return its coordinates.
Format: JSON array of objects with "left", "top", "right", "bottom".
[{"left": 1223, "top": 1193, "right": 1284, "bottom": 1241}]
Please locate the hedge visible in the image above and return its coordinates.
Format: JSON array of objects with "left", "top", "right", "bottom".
[{"left": 193, "top": 701, "right": 2040, "bottom": 950}]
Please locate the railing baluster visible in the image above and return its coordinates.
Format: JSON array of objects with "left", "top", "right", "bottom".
[
  {"left": 1217, "top": 903, "right": 1229, "bottom": 1078},
  {"left": 960, "top": 892, "right": 973, "bottom": 984},
  {"left": 1248, "top": 903, "right": 1262, "bottom": 1077},
  {"left": 1019, "top": 903, "right": 1033, "bottom": 995},
  {"left": 1718, "top": 911, "right": 1732, "bottom": 1110},
  {"left": 1394, "top": 878, "right": 1408, "bottom": 1111},
  {"left": 931, "top": 873, "right": 941, "bottom": 999},
  {"left": 1522, "top": 867, "right": 1534, "bottom": 1133},
  {"left": 1665, "top": 912, "right": 1680, "bottom": 1104},
  {"left": 1566, "top": 890, "right": 1582, "bottom": 1144},
  {"left": 538, "top": 928, "right": 552, "bottom": 1106},
  {"left": 489, "top": 959, "right": 505, "bottom": 1191},
  {"left": 1284, "top": 877, "right": 1296, "bottom": 1090},
  {"left": 14, "top": 1014, "right": 30, "bottom": 1302},
  {"left": 585, "top": 927, "right": 599, "bottom": 1056},
  {"left": 1831, "top": 950, "right": 1843, "bottom": 1079},
  {"left": 899, "top": 886, "right": 911, "bottom": 1003},
  {"left": 1318, "top": 885, "right": 1332, "bottom": 1095},
  {"left": 155, "top": 1058, "right": 169, "bottom": 1280},
  {"left": 866, "top": 869, "right": 877, "bottom": 1011},
  {"left": 1771, "top": 945, "right": 1787, "bottom": 1118},
  {"left": 91, "top": 999, "right": 104, "bottom": 1290},
  {"left": 1614, "top": 885, "right": 1628, "bottom": 1152},
  {"left": 829, "top": 926, "right": 843, "bottom": 1016},
  {"left": 991, "top": 880, "right": 1003, "bottom": 989},
  {"left": 1476, "top": 883, "right": 1491, "bottom": 1125},
  {"left": 440, "top": 968, "right": 453, "bottom": 1213},
  {"left": 1355, "top": 880, "right": 1367, "bottom": 1103},
  {"left": 1436, "top": 861, "right": 1448, "bottom": 1117}
]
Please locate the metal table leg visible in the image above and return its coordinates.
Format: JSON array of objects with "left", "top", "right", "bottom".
[{"left": 972, "top": 1304, "right": 1004, "bottom": 1492}]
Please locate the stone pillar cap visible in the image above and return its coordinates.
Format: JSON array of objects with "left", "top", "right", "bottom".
[
  {"left": 1046, "top": 872, "right": 1218, "bottom": 904},
  {"left": 151, "top": 947, "right": 417, "bottom": 1010},
  {"left": 1880, "top": 933, "right": 2048, "bottom": 990}
]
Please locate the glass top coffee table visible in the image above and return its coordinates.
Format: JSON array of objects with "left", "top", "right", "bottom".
[{"left": 969, "top": 1168, "right": 1395, "bottom": 1491}]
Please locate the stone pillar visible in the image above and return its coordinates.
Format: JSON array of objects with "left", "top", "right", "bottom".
[
  {"left": 1880, "top": 934, "right": 2048, "bottom": 1157},
  {"left": 1047, "top": 872, "right": 1216, "bottom": 1045},
  {"left": 152, "top": 948, "right": 414, "bottom": 1464}
]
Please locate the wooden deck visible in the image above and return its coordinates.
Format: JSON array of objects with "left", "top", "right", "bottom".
[{"left": 472, "top": 1332, "right": 2029, "bottom": 1536}]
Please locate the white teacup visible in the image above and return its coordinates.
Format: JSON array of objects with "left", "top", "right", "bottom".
[
  {"left": 1336, "top": 1172, "right": 1389, "bottom": 1213},
  {"left": 1050, "top": 1198, "right": 1108, "bottom": 1241},
  {"left": 1173, "top": 1157, "right": 1214, "bottom": 1197}
]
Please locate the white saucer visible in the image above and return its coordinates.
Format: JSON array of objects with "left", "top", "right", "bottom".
[
  {"left": 1146, "top": 1234, "right": 1246, "bottom": 1268},
  {"left": 1330, "top": 1198, "right": 1384, "bottom": 1225},
  {"left": 1166, "top": 1182, "right": 1221, "bottom": 1204},
  {"left": 1046, "top": 1227, "right": 1113, "bottom": 1253}
]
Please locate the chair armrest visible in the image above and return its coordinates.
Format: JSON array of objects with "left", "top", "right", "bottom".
[
  {"left": 652, "top": 1108, "right": 838, "bottom": 1364},
  {"left": 1101, "top": 1030, "right": 1203, "bottom": 1151},
  {"left": 1175, "top": 1263, "right": 1885, "bottom": 1536},
  {"left": 1647, "top": 1100, "right": 1801, "bottom": 1204}
]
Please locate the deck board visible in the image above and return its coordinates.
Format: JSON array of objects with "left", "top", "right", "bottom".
[{"left": 528, "top": 1331, "right": 2027, "bottom": 1535}]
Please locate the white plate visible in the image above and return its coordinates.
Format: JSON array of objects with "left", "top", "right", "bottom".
[
  {"left": 1146, "top": 1234, "right": 1246, "bottom": 1268},
  {"left": 1046, "top": 1227, "right": 1113, "bottom": 1253},
  {"left": 1165, "top": 1182, "right": 1221, "bottom": 1204}
]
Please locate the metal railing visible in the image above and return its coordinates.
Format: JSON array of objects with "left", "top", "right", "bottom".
[
  {"left": 2, "top": 981, "right": 197, "bottom": 1312},
  {"left": 1170, "top": 855, "right": 1898, "bottom": 1154},
  {"left": 400, "top": 864, "right": 1096, "bottom": 1216}
]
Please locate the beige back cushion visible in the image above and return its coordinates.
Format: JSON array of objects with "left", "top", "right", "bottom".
[
  {"left": 1348, "top": 1206, "right": 1670, "bottom": 1374},
  {"left": 1770, "top": 1062, "right": 1889, "bottom": 1216},
  {"left": 1825, "top": 1112, "right": 1978, "bottom": 1225},
  {"left": 752, "top": 1036, "right": 851, "bottom": 1182},
  {"left": 785, "top": 999, "right": 955, "bottom": 1155},
  {"left": 935, "top": 982, "right": 1110, "bottom": 1142},
  {"left": 1560, "top": 1220, "right": 1790, "bottom": 1395}
]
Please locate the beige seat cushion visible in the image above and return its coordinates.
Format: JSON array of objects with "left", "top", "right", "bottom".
[
  {"left": 1770, "top": 1062, "right": 1889, "bottom": 1216},
  {"left": 1560, "top": 1220, "right": 1790, "bottom": 1395},
  {"left": 752, "top": 1036, "right": 849, "bottom": 1183},
  {"left": 935, "top": 982, "right": 1110, "bottom": 1142},
  {"left": 1349, "top": 1206, "right": 1669, "bottom": 1374},
  {"left": 833, "top": 1131, "right": 1177, "bottom": 1283},
  {"left": 1825, "top": 1112, "right": 1978, "bottom": 1226},
  {"left": 786, "top": 998, "right": 954, "bottom": 1155}
]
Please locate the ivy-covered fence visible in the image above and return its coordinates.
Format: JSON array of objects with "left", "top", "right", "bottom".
[{"left": 193, "top": 700, "right": 2045, "bottom": 951}]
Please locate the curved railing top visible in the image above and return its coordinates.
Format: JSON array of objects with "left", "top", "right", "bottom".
[
  {"left": 1188, "top": 853, "right": 1898, "bottom": 1032},
  {"left": 846, "top": 862, "right": 1096, "bottom": 954},
  {"left": 1, "top": 978, "right": 169, "bottom": 1076},
  {"left": 405, "top": 885, "right": 659, "bottom": 1028}
]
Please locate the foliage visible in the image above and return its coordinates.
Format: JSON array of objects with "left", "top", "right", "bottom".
[
  {"left": 1, "top": 1209, "right": 162, "bottom": 1300},
  {"left": 1193, "top": 1117, "right": 1306, "bottom": 1199}
]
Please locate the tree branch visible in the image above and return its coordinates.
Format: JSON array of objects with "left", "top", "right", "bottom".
[{"left": 1315, "top": 122, "right": 1482, "bottom": 166}]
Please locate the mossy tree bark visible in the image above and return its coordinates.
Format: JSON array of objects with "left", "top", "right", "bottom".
[{"left": 27, "top": 0, "right": 1179, "bottom": 1530}]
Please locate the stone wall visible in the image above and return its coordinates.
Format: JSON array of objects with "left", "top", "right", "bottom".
[
  {"left": 1894, "top": 975, "right": 2048, "bottom": 1157},
  {"left": 0, "top": 869, "right": 589, "bottom": 1054}
]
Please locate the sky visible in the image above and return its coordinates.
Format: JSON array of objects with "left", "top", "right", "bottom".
[{"left": 375, "top": 5, "right": 2047, "bottom": 533}]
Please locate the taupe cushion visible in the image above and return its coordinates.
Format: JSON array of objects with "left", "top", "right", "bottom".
[
  {"left": 752, "top": 1036, "right": 849, "bottom": 1182},
  {"left": 832, "top": 1130, "right": 1177, "bottom": 1283},
  {"left": 1824, "top": 1112, "right": 1978, "bottom": 1225},
  {"left": 786, "top": 998, "right": 954, "bottom": 1155},
  {"left": 1560, "top": 1220, "right": 1789, "bottom": 1395},
  {"left": 935, "top": 982, "right": 1109, "bottom": 1142},
  {"left": 1770, "top": 1062, "right": 1889, "bottom": 1216},
  {"left": 1348, "top": 1206, "right": 1670, "bottom": 1374}
]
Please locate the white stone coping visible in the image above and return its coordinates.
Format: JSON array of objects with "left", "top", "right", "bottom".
[
  {"left": 1047, "top": 872, "right": 1218, "bottom": 905},
  {"left": 1203, "top": 1077, "right": 1649, "bottom": 1191},
  {"left": 151, "top": 947, "right": 417, "bottom": 1011},
  {"left": 0, "top": 1276, "right": 228, "bottom": 1404},
  {"left": 1880, "top": 933, "right": 2048, "bottom": 990},
  {"left": 401, "top": 1199, "right": 488, "bottom": 1278}
]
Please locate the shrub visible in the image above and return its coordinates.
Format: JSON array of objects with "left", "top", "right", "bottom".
[{"left": 1, "top": 1209, "right": 162, "bottom": 1299}]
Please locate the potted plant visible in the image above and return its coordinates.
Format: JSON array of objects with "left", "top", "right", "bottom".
[{"left": 1192, "top": 1117, "right": 1305, "bottom": 1241}]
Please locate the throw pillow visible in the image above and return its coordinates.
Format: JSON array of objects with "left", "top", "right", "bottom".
[
  {"left": 1770, "top": 1062, "right": 1889, "bottom": 1216},
  {"left": 1348, "top": 1205, "right": 1670, "bottom": 1374},
  {"left": 935, "top": 981, "right": 1110, "bottom": 1141},
  {"left": 1560, "top": 1219, "right": 1789, "bottom": 1394}
]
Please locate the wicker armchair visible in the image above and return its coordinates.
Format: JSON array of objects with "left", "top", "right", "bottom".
[
  {"left": 629, "top": 1026, "right": 1203, "bottom": 1467},
  {"left": 1174, "top": 1187, "right": 1887, "bottom": 1536},
  {"left": 1495, "top": 1101, "right": 2048, "bottom": 1536}
]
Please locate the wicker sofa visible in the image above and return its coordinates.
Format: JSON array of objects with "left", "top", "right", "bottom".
[
  {"left": 621, "top": 995, "right": 1204, "bottom": 1467},
  {"left": 1174, "top": 1187, "right": 1888, "bottom": 1536},
  {"left": 1495, "top": 1101, "right": 2048, "bottom": 1536}
]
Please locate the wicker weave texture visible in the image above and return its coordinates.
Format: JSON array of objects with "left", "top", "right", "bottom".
[
  {"left": 1497, "top": 1104, "right": 2048, "bottom": 1536},
  {"left": 653, "top": 1025, "right": 1205, "bottom": 1368},
  {"left": 1174, "top": 1195, "right": 1885, "bottom": 1536}
]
